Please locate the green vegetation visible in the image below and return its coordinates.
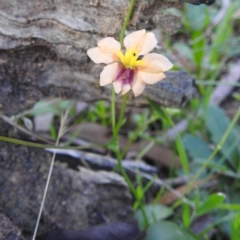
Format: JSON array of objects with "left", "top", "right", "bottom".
[
  {"left": 85, "top": 2, "right": 240, "bottom": 238},
  {"left": 1, "top": 0, "right": 240, "bottom": 239}
]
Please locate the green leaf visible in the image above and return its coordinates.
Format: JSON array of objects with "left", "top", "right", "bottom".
[
  {"left": 135, "top": 204, "right": 172, "bottom": 229},
  {"left": 209, "top": 4, "right": 236, "bottom": 65},
  {"left": 30, "top": 99, "right": 73, "bottom": 116},
  {"left": 164, "top": 108, "right": 181, "bottom": 116},
  {"left": 231, "top": 214, "right": 240, "bottom": 240},
  {"left": 184, "top": 4, "right": 209, "bottom": 31},
  {"left": 58, "top": 100, "right": 73, "bottom": 111},
  {"left": 107, "top": 137, "right": 119, "bottom": 152},
  {"left": 31, "top": 100, "right": 60, "bottom": 115},
  {"left": 173, "top": 42, "right": 193, "bottom": 61},
  {"left": 183, "top": 134, "right": 217, "bottom": 163},
  {"left": 205, "top": 105, "right": 240, "bottom": 164},
  {"left": 146, "top": 221, "right": 196, "bottom": 240},
  {"left": 196, "top": 193, "right": 225, "bottom": 216},
  {"left": 49, "top": 123, "right": 57, "bottom": 140},
  {"left": 183, "top": 204, "right": 191, "bottom": 229},
  {"left": 175, "top": 135, "right": 190, "bottom": 176},
  {"left": 233, "top": 93, "right": 240, "bottom": 102},
  {"left": 194, "top": 192, "right": 201, "bottom": 209},
  {"left": 21, "top": 117, "right": 33, "bottom": 131},
  {"left": 135, "top": 186, "right": 144, "bottom": 201},
  {"left": 148, "top": 100, "right": 189, "bottom": 175},
  {"left": 148, "top": 100, "right": 170, "bottom": 122},
  {"left": 217, "top": 203, "right": 240, "bottom": 211},
  {"left": 192, "top": 30, "right": 205, "bottom": 67}
]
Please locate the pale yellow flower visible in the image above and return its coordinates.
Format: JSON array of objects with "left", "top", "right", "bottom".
[{"left": 87, "top": 29, "right": 173, "bottom": 97}]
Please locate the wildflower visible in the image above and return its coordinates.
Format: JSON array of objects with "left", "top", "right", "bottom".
[{"left": 87, "top": 29, "right": 173, "bottom": 97}]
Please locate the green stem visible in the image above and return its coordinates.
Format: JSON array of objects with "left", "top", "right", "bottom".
[
  {"left": 111, "top": 88, "right": 117, "bottom": 138},
  {"left": 119, "top": 0, "right": 137, "bottom": 46},
  {"left": 0, "top": 136, "right": 105, "bottom": 150},
  {"left": 112, "top": 97, "right": 135, "bottom": 195},
  {"left": 116, "top": 150, "right": 136, "bottom": 195},
  {"left": 116, "top": 94, "right": 127, "bottom": 133},
  {"left": 110, "top": 0, "right": 137, "bottom": 198},
  {"left": 109, "top": 0, "right": 150, "bottom": 227},
  {"left": 140, "top": 203, "right": 149, "bottom": 228}
]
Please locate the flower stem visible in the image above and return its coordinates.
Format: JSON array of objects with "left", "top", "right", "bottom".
[
  {"left": 119, "top": 0, "right": 137, "bottom": 47},
  {"left": 110, "top": 0, "right": 137, "bottom": 195},
  {"left": 109, "top": 0, "right": 150, "bottom": 228},
  {"left": 111, "top": 0, "right": 151, "bottom": 230},
  {"left": 116, "top": 149, "right": 136, "bottom": 195},
  {"left": 116, "top": 94, "right": 127, "bottom": 133},
  {"left": 110, "top": 93, "right": 135, "bottom": 195},
  {"left": 111, "top": 88, "right": 117, "bottom": 138}
]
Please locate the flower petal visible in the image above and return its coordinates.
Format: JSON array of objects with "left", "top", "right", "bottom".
[
  {"left": 124, "top": 30, "right": 157, "bottom": 55},
  {"left": 121, "top": 84, "right": 131, "bottom": 95},
  {"left": 124, "top": 29, "right": 146, "bottom": 51},
  {"left": 98, "top": 37, "right": 121, "bottom": 53},
  {"left": 140, "top": 71, "right": 166, "bottom": 85},
  {"left": 141, "top": 53, "right": 173, "bottom": 73},
  {"left": 98, "top": 37, "right": 122, "bottom": 62},
  {"left": 87, "top": 47, "right": 113, "bottom": 64},
  {"left": 139, "top": 32, "right": 157, "bottom": 55},
  {"left": 100, "top": 62, "right": 119, "bottom": 86},
  {"left": 87, "top": 37, "right": 121, "bottom": 64},
  {"left": 113, "top": 80, "right": 122, "bottom": 94},
  {"left": 132, "top": 72, "right": 145, "bottom": 97}
]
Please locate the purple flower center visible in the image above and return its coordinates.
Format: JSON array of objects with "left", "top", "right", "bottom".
[{"left": 116, "top": 66, "right": 134, "bottom": 85}]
